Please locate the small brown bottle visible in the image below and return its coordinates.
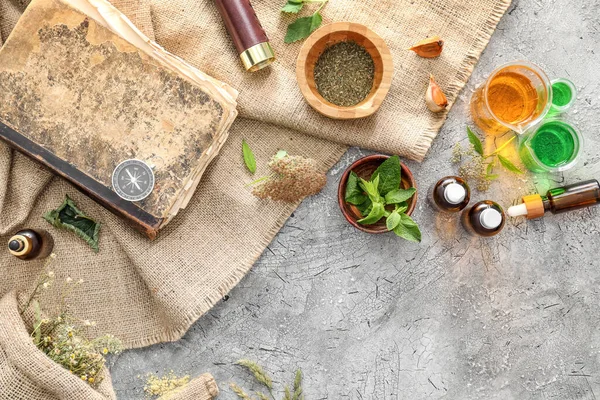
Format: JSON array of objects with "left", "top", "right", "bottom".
[
  {"left": 507, "top": 179, "right": 600, "bottom": 219},
  {"left": 461, "top": 200, "right": 505, "bottom": 237},
  {"left": 7, "top": 229, "right": 54, "bottom": 260},
  {"left": 430, "top": 176, "right": 471, "bottom": 212}
]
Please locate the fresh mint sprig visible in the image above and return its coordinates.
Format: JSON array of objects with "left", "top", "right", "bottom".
[
  {"left": 281, "top": 0, "right": 328, "bottom": 43},
  {"left": 344, "top": 156, "right": 421, "bottom": 242}
]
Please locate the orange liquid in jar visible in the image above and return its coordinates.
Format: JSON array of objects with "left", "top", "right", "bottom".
[
  {"left": 487, "top": 71, "right": 538, "bottom": 125},
  {"left": 471, "top": 69, "right": 543, "bottom": 135}
]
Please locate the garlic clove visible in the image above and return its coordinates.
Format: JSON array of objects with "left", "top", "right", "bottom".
[
  {"left": 409, "top": 36, "right": 444, "bottom": 58},
  {"left": 426, "top": 75, "right": 448, "bottom": 113}
]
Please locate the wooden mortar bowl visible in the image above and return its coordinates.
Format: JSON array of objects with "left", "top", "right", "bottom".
[
  {"left": 296, "top": 22, "right": 394, "bottom": 120},
  {"left": 338, "top": 155, "right": 417, "bottom": 234}
]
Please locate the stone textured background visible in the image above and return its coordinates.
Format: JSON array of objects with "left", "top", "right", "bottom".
[{"left": 110, "top": 0, "right": 600, "bottom": 398}]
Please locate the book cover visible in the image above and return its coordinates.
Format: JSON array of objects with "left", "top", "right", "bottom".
[{"left": 0, "top": 0, "right": 238, "bottom": 238}]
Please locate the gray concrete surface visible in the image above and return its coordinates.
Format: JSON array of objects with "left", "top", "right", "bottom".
[{"left": 110, "top": 0, "right": 600, "bottom": 398}]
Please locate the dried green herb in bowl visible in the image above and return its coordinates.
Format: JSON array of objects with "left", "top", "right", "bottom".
[{"left": 313, "top": 40, "right": 375, "bottom": 107}]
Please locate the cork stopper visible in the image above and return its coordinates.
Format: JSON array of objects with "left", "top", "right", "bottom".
[{"left": 522, "top": 194, "right": 545, "bottom": 219}]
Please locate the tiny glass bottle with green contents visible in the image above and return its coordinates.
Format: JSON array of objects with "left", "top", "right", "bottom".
[
  {"left": 519, "top": 117, "right": 582, "bottom": 173},
  {"left": 550, "top": 78, "right": 576, "bottom": 114},
  {"left": 461, "top": 200, "right": 505, "bottom": 237}
]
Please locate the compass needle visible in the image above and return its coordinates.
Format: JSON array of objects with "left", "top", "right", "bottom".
[{"left": 112, "top": 160, "right": 155, "bottom": 202}]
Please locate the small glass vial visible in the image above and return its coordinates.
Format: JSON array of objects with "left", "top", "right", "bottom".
[
  {"left": 549, "top": 78, "right": 577, "bottom": 114},
  {"left": 7, "top": 229, "right": 54, "bottom": 260},
  {"left": 507, "top": 179, "right": 599, "bottom": 219},
  {"left": 429, "top": 176, "right": 470, "bottom": 213},
  {"left": 461, "top": 200, "right": 505, "bottom": 237}
]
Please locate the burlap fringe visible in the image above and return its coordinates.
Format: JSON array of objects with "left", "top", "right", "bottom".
[{"left": 413, "top": 0, "right": 514, "bottom": 161}]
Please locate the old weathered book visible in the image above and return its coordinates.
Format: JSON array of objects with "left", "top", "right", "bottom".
[{"left": 0, "top": 0, "right": 238, "bottom": 239}]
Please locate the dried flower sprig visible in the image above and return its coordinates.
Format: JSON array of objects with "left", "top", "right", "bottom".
[
  {"left": 452, "top": 127, "right": 522, "bottom": 192},
  {"left": 21, "top": 256, "right": 123, "bottom": 389},
  {"left": 236, "top": 359, "right": 274, "bottom": 390},
  {"left": 231, "top": 360, "right": 304, "bottom": 400},
  {"left": 293, "top": 369, "right": 303, "bottom": 400},
  {"left": 19, "top": 253, "right": 56, "bottom": 315},
  {"left": 250, "top": 151, "right": 327, "bottom": 202},
  {"left": 144, "top": 371, "right": 190, "bottom": 397},
  {"left": 230, "top": 383, "right": 252, "bottom": 400}
]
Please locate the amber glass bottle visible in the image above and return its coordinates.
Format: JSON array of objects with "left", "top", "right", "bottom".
[
  {"left": 461, "top": 200, "right": 505, "bottom": 237},
  {"left": 430, "top": 176, "right": 471, "bottom": 213},
  {"left": 7, "top": 229, "right": 54, "bottom": 260},
  {"left": 508, "top": 179, "right": 600, "bottom": 219}
]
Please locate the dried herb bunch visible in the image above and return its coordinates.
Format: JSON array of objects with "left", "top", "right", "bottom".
[
  {"left": 144, "top": 371, "right": 190, "bottom": 397},
  {"left": 452, "top": 127, "right": 522, "bottom": 192},
  {"left": 251, "top": 151, "right": 327, "bottom": 202},
  {"left": 20, "top": 255, "right": 123, "bottom": 388},
  {"left": 230, "top": 359, "right": 304, "bottom": 400}
]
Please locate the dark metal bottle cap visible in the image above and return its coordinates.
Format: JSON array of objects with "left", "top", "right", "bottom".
[
  {"left": 7, "top": 235, "right": 29, "bottom": 256},
  {"left": 8, "top": 239, "right": 23, "bottom": 251}
]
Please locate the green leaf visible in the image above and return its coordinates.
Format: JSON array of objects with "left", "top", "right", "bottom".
[
  {"left": 359, "top": 176, "right": 382, "bottom": 203},
  {"left": 486, "top": 174, "right": 500, "bottom": 180},
  {"left": 357, "top": 202, "right": 385, "bottom": 225},
  {"left": 281, "top": 1, "right": 303, "bottom": 13},
  {"left": 284, "top": 13, "right": 322, "bottom": 43},
  {"left": 371, "top": 155, "right": 402, "bottom": 196},
  {"left": 310, "top": 11, "right": 322, "bottom": 30},
  {"left": 384, "top": 187, "right": 416, "bottom": 205},
  {"left": 345, "top": 171, "right": 368, "bottom": 205},
  {"left": 357, "top": 200, "right": 372, "bottom": 217},
  {"left": 394, "top": 202, "right": 408, "bottom": 214},
  {"left": 486, "top": 162, "right": 494, "bottom": 175},
  {"left": 497, "top": 154, "right": 523, "bottom": 174},
  {"left": 43, "top": 195, "right": 101, "bottom": 252},
  {"left": 242, "top": 140, "right": 256, "bottom": 174},
  {"left": 386, "top": 211, "right": 401, "bottom": 231},
  {"left": 393, "top": 214, "right": 422, "bottom": 242},
  {"left": 467, "top": 127, "right": 484, "bottom": 156}
]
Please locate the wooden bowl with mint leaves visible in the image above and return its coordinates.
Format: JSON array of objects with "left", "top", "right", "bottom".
[
  {"left": 296, "top": 22, "right": 394, "bottom": 120},
  {"left": 338, "top": 155, "right": 421, "bottom": 242}
]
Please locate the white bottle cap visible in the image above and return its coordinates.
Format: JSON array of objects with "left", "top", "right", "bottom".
[
  {"left": 479, "top": 208, "right": 503, "bottom": 229},
  {"left": 507, "top": 203, "right": 528, "bottom": 217},
  {"left": 444, "top": 183, "right": 466, "bottom": 204}
]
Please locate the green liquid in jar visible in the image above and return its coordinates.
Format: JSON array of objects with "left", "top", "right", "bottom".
[
  {"left": 527, "top": 120, "right": 576, "bottom": 168},
  {"left": 552, "top": 81, "right": 573, "bottom": 107}
]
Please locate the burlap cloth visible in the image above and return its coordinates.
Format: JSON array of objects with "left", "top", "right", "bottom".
[
  {"left": 0, "top": 290, "right": 219, "bottom": 399},
  {"left": 0, "top": 0, "right": 511, "bottom": 397}
]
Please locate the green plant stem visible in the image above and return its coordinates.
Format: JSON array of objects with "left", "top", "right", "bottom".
[
  {"left": 245, "top": 175, "right": 273, "bottom": 187},
  {"left": 314, "top": 0, "right": 328, "bottom": 12},
  {"left": 483, "top": 135, "right": 517, "bottom": 158}
]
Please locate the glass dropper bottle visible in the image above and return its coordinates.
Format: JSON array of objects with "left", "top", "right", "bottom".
[
  {"left": 429, "top": 176, "right": 471, "bottom": 213},
  {"left": 507, "top": 179, "right": 600, "bottom": 219}
]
